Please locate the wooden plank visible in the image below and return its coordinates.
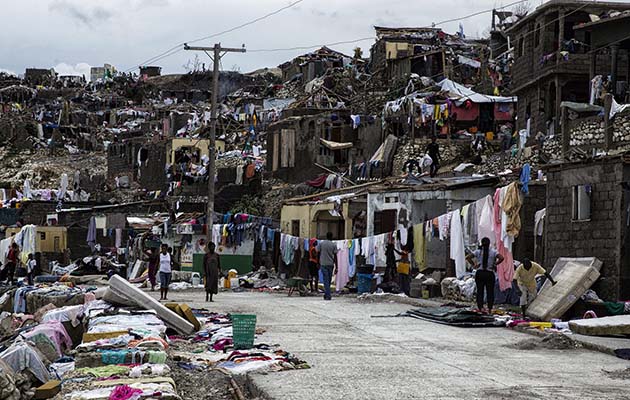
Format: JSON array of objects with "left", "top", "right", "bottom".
[
  {"left": 272, "top": 132, "right": 279, "bottom": 171},
  {"left": 107, "top": 275, "right": 194, "bottom": 335},
  {"left": 288, "top": 128, "right": 295, "bottom": 168}
]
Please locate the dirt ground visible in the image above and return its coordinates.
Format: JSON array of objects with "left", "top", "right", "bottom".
[
  {"left": 167, "top": 335, "right": 257, "bottom": 400},
  {"left": 167, "top": 358, "right": 247, "bottom": 400}
]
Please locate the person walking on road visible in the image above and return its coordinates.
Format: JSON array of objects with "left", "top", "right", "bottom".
[
  {"left": 145, "top": 248, "right": 159, "bottom": 291},
  {"left": 514, "top": 258, "right": 556, "bottom": 316},
  {"left": 317, "top": 232, "right": 337, "bottom": 301},
  {"left": 472, "top": 237, "right": 504, "bottom": 314},
  {"left": 204, "top": 242, "right": 221, "bottom": 302}
]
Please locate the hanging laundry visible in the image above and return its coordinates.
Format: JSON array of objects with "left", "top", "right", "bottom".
[
  {"left": 520, "top": 163, "right": 531, "bottom": 195},
  {"left": 449, "top": 210, "right": 466, "bottom": 279},
  {"left": 477, "top": 195, "right": 495, "bottom": 247},
  {"left": 438, "top": 213, "right": 450, "bottom": 241},
  {"left": 502, "top": 182, "right": 522, "bottom": 237},
  {"left": 348, "top": 240, "right": 356, "bottom": 278},
  {"left": 413, "top": 224, "right": 427, "bottom": 271},
  {"left": 335, "top": 243, "right": 350, "bottom": 291},
  {"left": 398, "top": 225, "right": 408, "bottom": 246},
  {"left": 493, "top": 188, "right": 514, "bottom": 292}
]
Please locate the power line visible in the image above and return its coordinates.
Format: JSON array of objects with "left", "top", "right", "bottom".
[
  {"left": 248, "top": 1, "right": 530, "bottom": 55},
  {"left": 185, "top": 0, "right": 305, "bottom": 46},
  {"left": 248, "top": 37, "right": 374, "bottom": 53},
  {"left": 491, "top": 2, "right": 591, "bottom": 56},
  {"left": 128, "top": 0, "right": 529, "bottom": 70},
  {"left": 430, "top": 0, "right": 529, "bottom": 27},
  {"left": 124, "top": 0, "right": 305, "bottom": 72}
]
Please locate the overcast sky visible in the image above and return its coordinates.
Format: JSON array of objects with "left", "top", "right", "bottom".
[{"left": 0, "top": 0, "right": 620, "bottom": 77}]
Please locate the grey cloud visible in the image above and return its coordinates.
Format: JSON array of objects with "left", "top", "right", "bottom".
[
  {"left": 136, "top": 0, "right": 170, "bottom": 8},
  {"left": 48, "top": 0, "right": 112, "bottom": 26},
  {"left": 310, "top": 9, "right": 339, "bottom": 19}
]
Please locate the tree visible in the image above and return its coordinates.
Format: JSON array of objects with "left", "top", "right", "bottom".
[{"left": 182, "top": 54, "right": 202, "bottom": 73}]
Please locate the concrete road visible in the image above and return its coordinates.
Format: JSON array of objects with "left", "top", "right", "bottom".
[{"left": 157, "top": 290, "right": 630, "bottom": 400}]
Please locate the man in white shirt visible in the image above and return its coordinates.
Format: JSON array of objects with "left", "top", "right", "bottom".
[{"left": 159, "top": 244, "right": 173, "bottom": 301}]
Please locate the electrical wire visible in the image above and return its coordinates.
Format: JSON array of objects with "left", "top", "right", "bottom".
[
  {"left": 491, "top": 2, "right": 592, "bottom": 56},
  {"left": 129, "top": 0, "right": 530, "bottom": 68},
  {"left": 247, "top": 0, "right": 530, "bottom": 55},
  {"left": 430, "top": 0, "right": 529, "bottom": 27},
  {"left": 248, "top": 37, "right": 375, "bottom": 53},
  {"left": 124, "top": 0, "right": 305, "bottom": 72}
]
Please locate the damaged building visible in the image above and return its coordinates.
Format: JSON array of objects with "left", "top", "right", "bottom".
[
  {"left": 507, "top": 0, "right": 630, "bottom": 136},
  {"left": 266, "top": 109, "right": 384, "bottom": 183}
]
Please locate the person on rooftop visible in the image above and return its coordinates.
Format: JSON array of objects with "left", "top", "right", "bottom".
[{"left": 425, "top": 136, "right": 441, "bottom": 177}]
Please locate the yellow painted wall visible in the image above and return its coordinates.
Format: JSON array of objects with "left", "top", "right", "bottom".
[
  {"left": 385, "top": 42, "right": 410, "bottom": 60},
  {"left": 169, "top": 138, "right": 211, "bottom": 164},
  {"left": 5, "top": 226, "right": 67, "bottom": 253},
  {"left": 280, "top": 202, "right": 352, "bottom": 239}
]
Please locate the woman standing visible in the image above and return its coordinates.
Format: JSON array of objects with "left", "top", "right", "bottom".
[
  {"left": 308, "top": 239, "right": 319, "bottom": 293},
  {"left": 385, "top": 243, "right": 397, "bottom": 283},
  {"left": 396, "top": 246, "right": 411, "bottom": 296},
  {"left": 145, "top": 248, "right": 158, "bottom": 291},
  {"left": 473, "top": 237, "right": 504, "bottom": 314},
  {"left": 158, "top": 244, "right": 173, "bottom": 301},
  {"left": 204, "top": 242, "right": 221, "bottom": 302}
]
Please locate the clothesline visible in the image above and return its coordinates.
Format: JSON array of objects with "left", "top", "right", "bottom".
[{"left": 277, "top": 180, "right": 526, "bottom": 291}]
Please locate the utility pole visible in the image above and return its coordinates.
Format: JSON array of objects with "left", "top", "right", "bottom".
[{"left": 184, "top": 43, "right": 246, "bottom": 242}]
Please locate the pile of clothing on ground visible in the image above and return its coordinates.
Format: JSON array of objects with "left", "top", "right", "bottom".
[
  {"left": 234, "top": 268, "right": 287, "bottom": 291},
  {"left": 62, "top": 303, "right": 178, "bottom": 400},
  {"left": 0, "top": 294, "right": 106, "bottom": 399},
  {"left": 170, "top": 310, "right": 309, "bottom": 375}
]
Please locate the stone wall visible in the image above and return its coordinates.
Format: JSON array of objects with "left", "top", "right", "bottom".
[
  {"left": 544, "top": 159, "right": 623, "bottom": 300},
  {"left": 613, "top": 115, "right": 630, "bottom": 143},
  {"left": 569, "top": 118, "right": 605, "bottom": 147}
]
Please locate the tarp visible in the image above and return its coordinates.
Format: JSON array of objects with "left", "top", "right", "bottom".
[
  {"left": 320, "top": 138, "right": 353, "bottom": 150},
  {"left": 560, "top": 101, "right": 603, "bottom": 113},
  {"left": 438, "top": 79, "right": 517, "bottom": 104},
  {"left": 263, "top": 98, "right": 295, "bottom": 112},
  {"left": 457, "top": 55, "right": 481, "bottom": 69},
  {"left": 611, "top": 98, "right": 630, "bottom": 118}
]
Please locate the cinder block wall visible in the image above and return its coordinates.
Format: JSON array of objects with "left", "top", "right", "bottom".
[{"left": 544, "top": 159, "right": 623, "bottom": 300}]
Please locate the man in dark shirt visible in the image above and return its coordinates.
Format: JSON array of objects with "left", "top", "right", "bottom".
[
  {"left": 426, "top": 137, "right": 441, "bottom": 177},
  {"left": 317, "top": 232, "right": 338, "bottom": 301}
]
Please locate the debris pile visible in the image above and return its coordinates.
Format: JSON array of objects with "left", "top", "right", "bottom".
[
  {"left": 508, "top": 334, "right": 581, "bottom": 351},
  {"left": 393, "top": 139, "right": 469, "bottom": 175}
]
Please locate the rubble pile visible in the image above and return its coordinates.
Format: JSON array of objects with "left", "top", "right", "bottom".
[
  {"left": 0, "top": 148, "right": 106, "bottom": 188},
  {"left": 570, "top": 120, "right": 605, "bottom": 146},
  {"left": 393, "top": 139, "right": 469, "bottom": 175},
  {"left": 261, "top": 181, "right": 319, "bottom": 220},
  {"left": 542, "top": 134, "right": 562, "bottom": 159}
]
